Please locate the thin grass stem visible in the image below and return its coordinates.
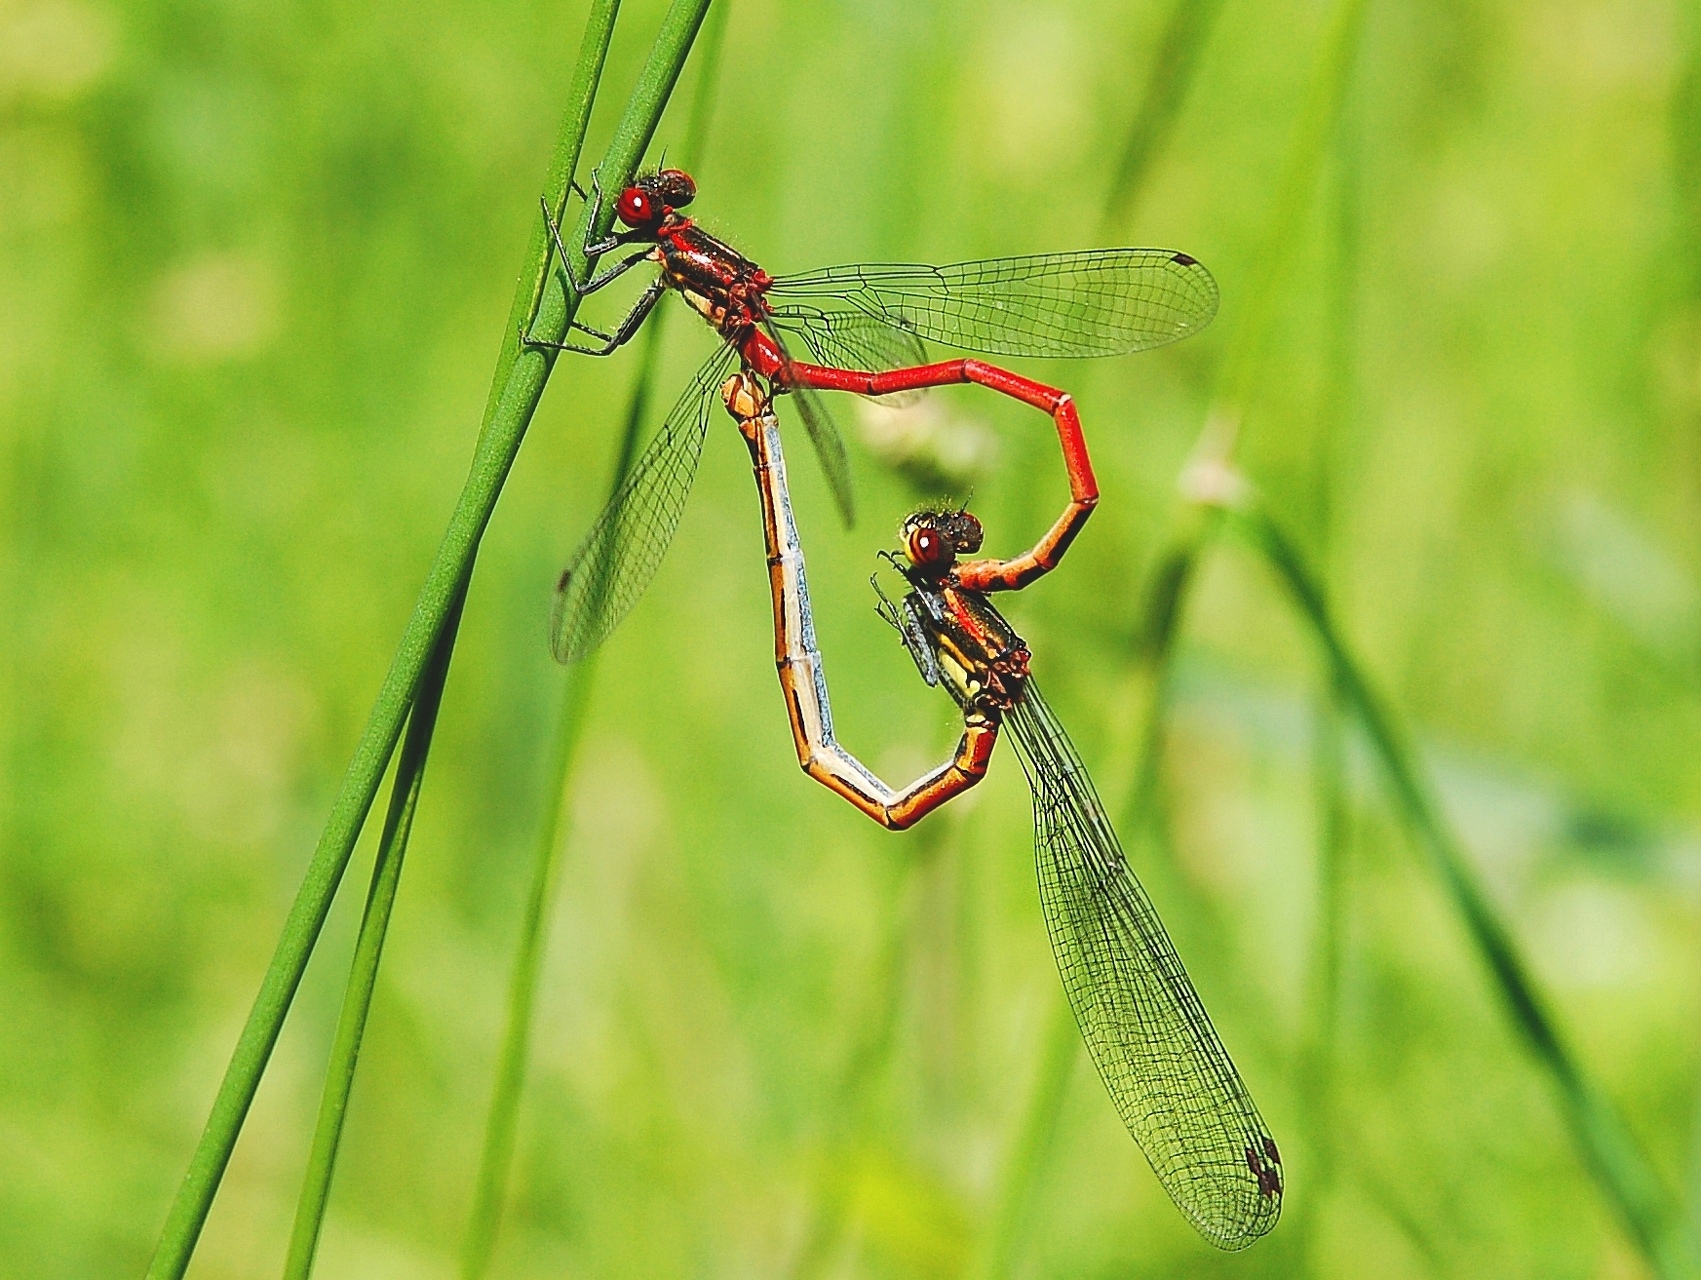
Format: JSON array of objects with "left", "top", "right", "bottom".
[
  {"left": 1296, "top": 670, "right": 1348, "bottom": 1273},
  {"left": 488, "top": 0, "right": 623, "bottom": 439},
  {"left": 973, "top": 506, "right": 1213, "bottom": 1274},
  {"left": 456, "top": 652, "right": 600, "bottom": 1280},
  {"left": 144, "top": 1, "right": 713, "bottom": 1273},
  {"left": 280, "top": 589, "right": 466, "bottom": 1279},
  {"left": 1118, "top": 516, "right": 1215, "bottom": 838},
  {"left": 1112, "top": 0, "right": 1369, "bottom": 836},
  {"left": 1348, "top": 1160, "right": 1445, "bottom": 1274},
  {"left": 983, "top": 11, "right": 1371, "bottom": 1272},
  {"left": 676, "top": 0, "right": 731, "bottom": 175},
  {"left": 1076, "top": 12, "right": 1371, "bottom": 1245},
  {"left": 455, "top": 142, "right": 675, "bottom": 1280},
  {"left": 1233, "top": 499, "right": 1697, "bottom": 1280},
  {"left": 276, "top": 0, "right": 645, "bottom": 1264},
  {"left": 458, "top": 254, "right": 668, "bottom": 1280}
]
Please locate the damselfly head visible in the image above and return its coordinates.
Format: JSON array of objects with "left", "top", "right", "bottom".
[
  {"left": 617, "top": 168, "right": 697, "bottom": 228},
  {"left": 899, "top": 508, "right": 983, "bottom": 576}
]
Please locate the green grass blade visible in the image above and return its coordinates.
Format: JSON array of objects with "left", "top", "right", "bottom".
[
  {"left": 980, "top": 7, "right": 1373, "bottom": 1261},
  {"left": 977, "top": 238, "right": 1222, "bottom": 1258},
  {"left": 975, "top": 516, "right": 1209, "bottom": 1275},
  {"left": 676, "top": 0, "right": 731, "bottom": 175},
  {"left": 459, "top": 9, "right": 731, "bottom": 1272},
  {"left": 280, "top": 588, "right": 465, "bottom": 1279},
  {"left": 1296, "top": 672, "right": 1348, "bottom": 1271},
  {"left": 143, "top": 343, "right": 518, "bottom": 1280},
  {"left": 1348, "top": 1162, "right": 1445, "bottom": 1274},
  {"left": 1101, "top": 0, "right": 1227, "bottom": 232},
  {"left": 143, "top": 1, "right": 712, "bottom": 1273},
  {"left": 457, "top": 650, "right": 601, "bottom": 1280},
  {"left": 1235, "top": 500, "right": 1698, "bottom": 1280},
  {"left": 279, "top": 0, "right": 644, "bottom": 1262}
]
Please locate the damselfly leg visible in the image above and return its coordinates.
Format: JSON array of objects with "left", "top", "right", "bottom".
[{"left": 521, "top": 186, "right": 663, "bottom": 357}]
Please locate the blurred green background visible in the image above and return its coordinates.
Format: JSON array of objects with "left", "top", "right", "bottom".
[{"left": 5, "top": 0, "right": 1701, "bottom": 1275}]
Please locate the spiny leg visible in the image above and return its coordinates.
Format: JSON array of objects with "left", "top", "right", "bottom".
[
  {"left": 521, "top": 188, "right": 660, "bottom": 354},
  {"left": 522, "top": 275, "right": 667, "bottom": 358}
]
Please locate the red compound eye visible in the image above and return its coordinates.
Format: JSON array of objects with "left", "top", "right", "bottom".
[
  {"left": 906, "top": 523, "right": 949, "bottom": 569},
  {"left": 616, "top": 188, "right": 652, "bottom": 226}
]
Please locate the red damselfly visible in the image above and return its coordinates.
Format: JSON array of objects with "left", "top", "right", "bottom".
[
  {"left": 528, "top": 168, "right": 1217, "bottom": 662},
  {"left": 720, "top": 373, "right": 1281, "bottom": 1250}
]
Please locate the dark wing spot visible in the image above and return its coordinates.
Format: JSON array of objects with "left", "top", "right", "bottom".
[
  {"left": 1245, "top": 1145, "right": 1282, "bottom": 1197},
  {"left": 1170, "top": 251, "right": 1198, "bottom": 266},
  {"left": 1264, "top": 1136, "right": 1281, "bottom": 1164},
  {"left": 557, "top": 568, "right": 573, "bottom": 592}
]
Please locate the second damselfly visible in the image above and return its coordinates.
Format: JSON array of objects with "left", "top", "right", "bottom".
[{"left": 720, "top": 372, "right": 1281, "bottom": 1250}]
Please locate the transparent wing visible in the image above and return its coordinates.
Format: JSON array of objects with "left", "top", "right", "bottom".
[
  {"left": 760, "top": 317, "right": 855, "bottom": 528},
  {"left": 1006, "top": 680, "right": 1282, "bottom": 1249},
  {"left": 769, "top": 249, "right": 1218, "bottom": 358},
  {"left": 766, "top": 305, "right": 929, "bottom": 407},
  {"left": 550, "top": 344, "right": 738, "bottom": 663}
]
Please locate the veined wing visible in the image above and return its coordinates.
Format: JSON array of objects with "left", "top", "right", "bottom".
[
  {"left": 766, "top": 305, "right": 929, "bottom": 407},
  {"left": 769, "top": 249, "right": 1218, "bottom": 359},
  {"left": 1006, "top": 680, "right": 1282, "bottom": 1250},
  {"left": 551, "top": 344, "right": 738, "bottom": 663},
  {"left": 759, "top": 317, "right": 855, "bottom": 529}
]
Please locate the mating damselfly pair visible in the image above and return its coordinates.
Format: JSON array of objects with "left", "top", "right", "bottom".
[{"left": 530, "top": 168, "right": 1281, "bottom": 1248}]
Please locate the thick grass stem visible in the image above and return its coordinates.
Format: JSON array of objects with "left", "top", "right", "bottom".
[{"left": 143, "top": 1, "right": 713, "bottom": 1274}]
